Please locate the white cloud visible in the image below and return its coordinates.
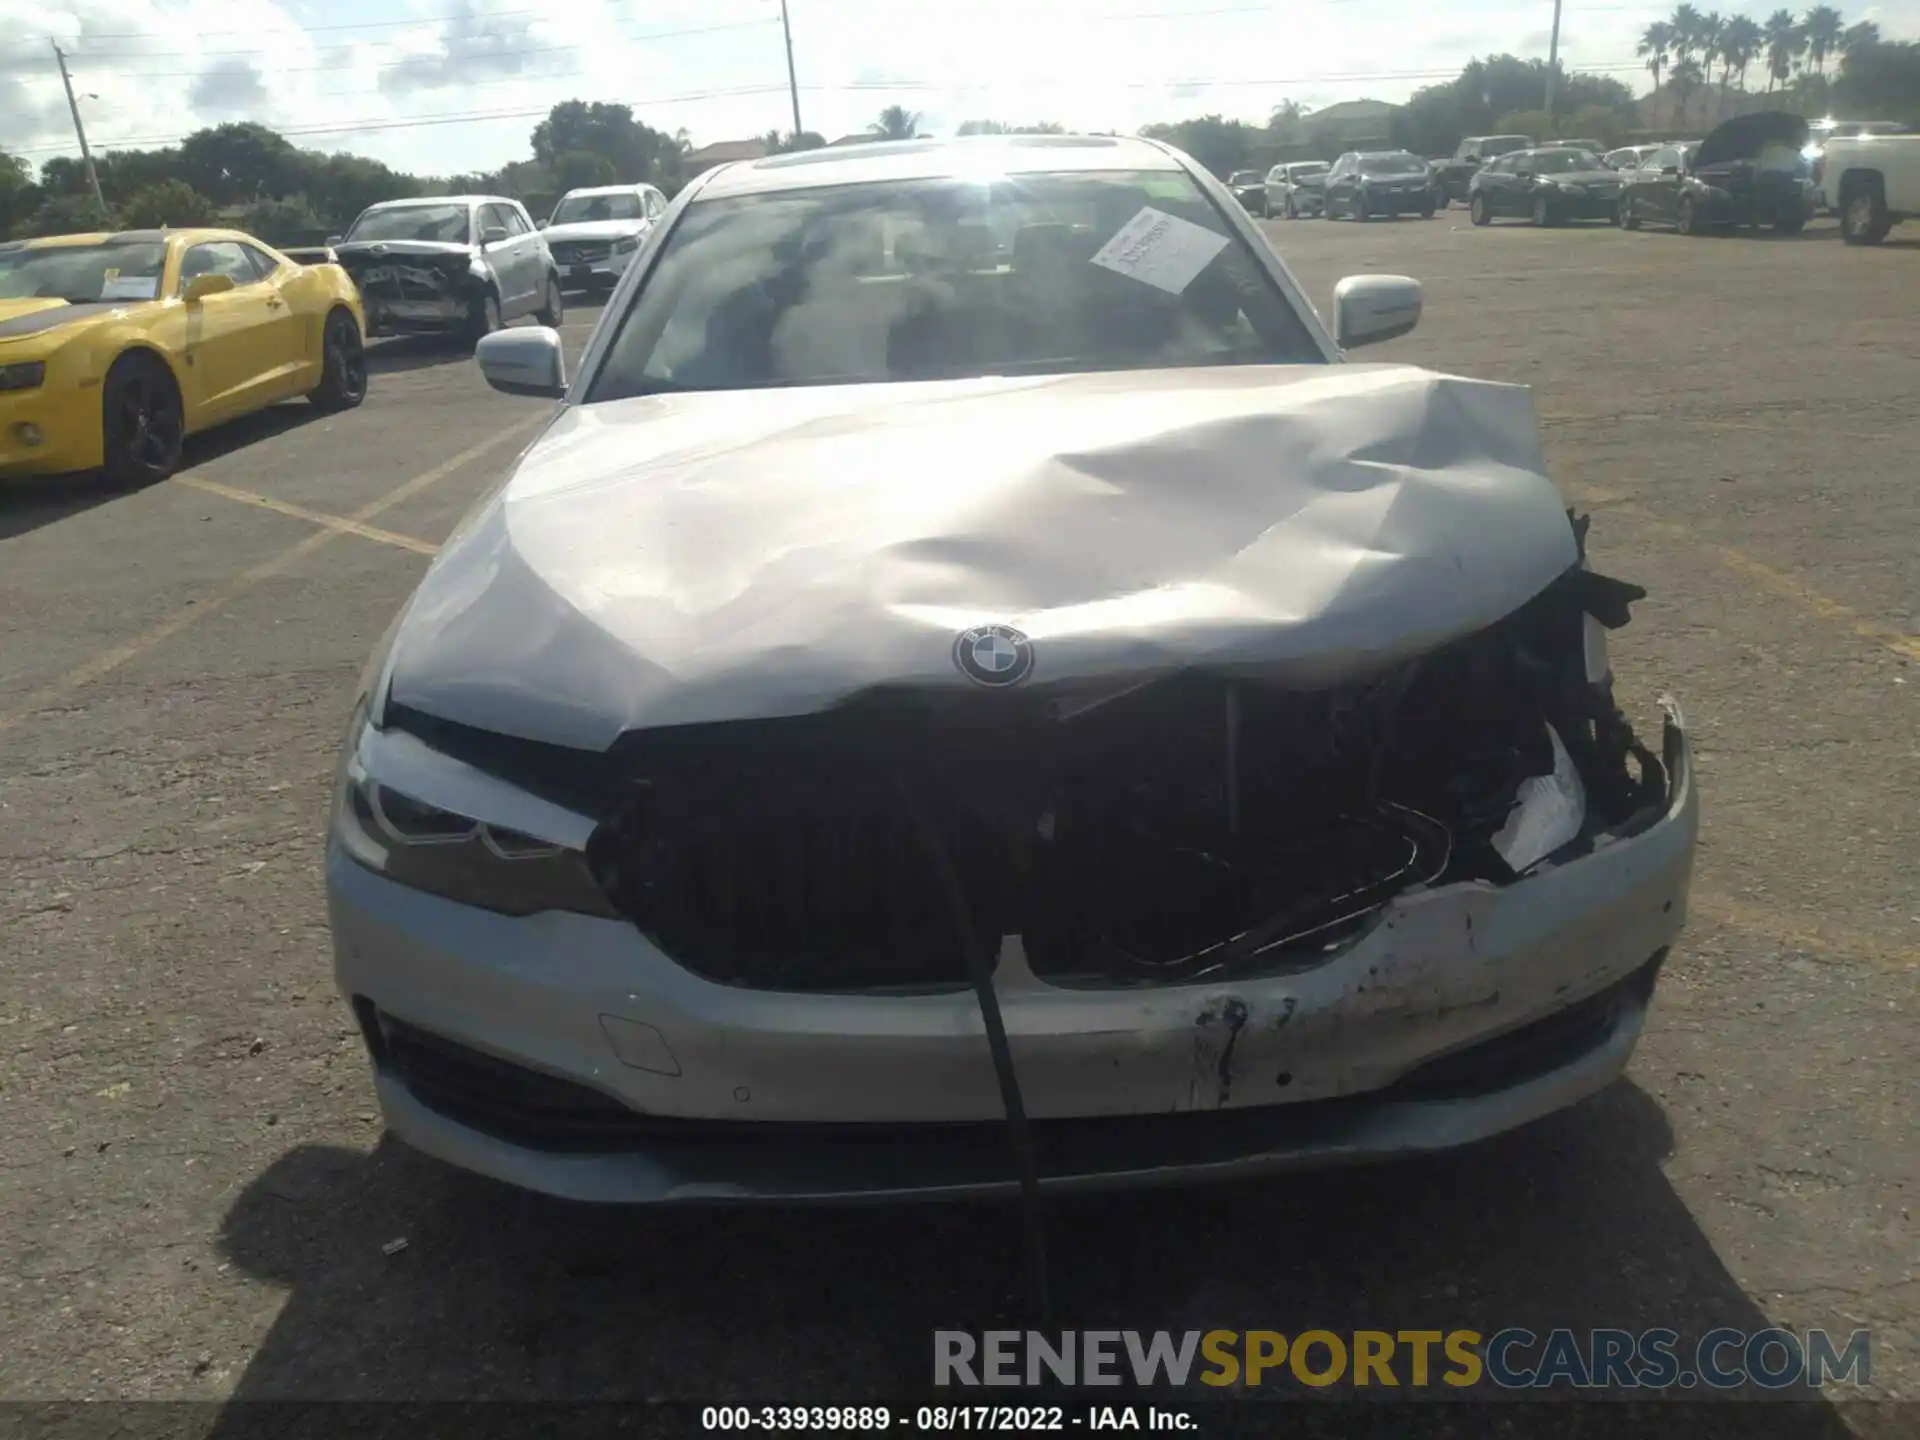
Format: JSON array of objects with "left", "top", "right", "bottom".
[{"left": 2, "top": 0, "right": 1916, "bottom": 177}]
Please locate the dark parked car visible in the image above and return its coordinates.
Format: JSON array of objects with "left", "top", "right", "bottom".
[
  {"left": 1266, "top": 161, "right": 1330, "bottom": 217},
  {"left": 1322, "top": 151, "right": 1437, "bottom": 221},
  {"left": 1227, "top": 169, "right": 1269, "bottom": 215},
  {"left": 1432, "top": 135, "right": 1533, "bottom": 207},
  {"left": 1468, "top": 147, "right": 1623, "bottom": 226},
  {"left": 330, "top": 195, "right": 563, "bottom": 346},
  {"left": 1616, "top": 113, "right": 1817, "bottom": 236}
]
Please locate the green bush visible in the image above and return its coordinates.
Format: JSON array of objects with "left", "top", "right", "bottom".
[{"left": 117, "top": 180, "right": 215, "bottom": 230}]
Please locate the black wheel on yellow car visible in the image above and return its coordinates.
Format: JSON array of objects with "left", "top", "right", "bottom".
[
  {"left": 535, "top": 277, "right": 563, "bottom": 328},
  {"left": 100, "top": 352, "right": 184, "bottom": 487},
  {"left": 309, "top": 308, "right": 367, "bottom": 412}
]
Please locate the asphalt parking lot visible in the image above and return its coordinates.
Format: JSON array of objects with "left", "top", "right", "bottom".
[{"left": 2, "top": 214, "right": 1914, "bottom": 1432}]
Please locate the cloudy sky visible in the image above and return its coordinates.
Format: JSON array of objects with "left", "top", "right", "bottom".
[{"left": 1, "top": 0, "right": 1914, "bottom": 177}]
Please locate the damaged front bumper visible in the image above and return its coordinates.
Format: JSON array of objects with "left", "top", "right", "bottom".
[{"left": 328, "top": 705, "right": 1696, "bottom": 1203}]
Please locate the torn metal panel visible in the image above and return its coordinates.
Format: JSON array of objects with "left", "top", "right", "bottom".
[
  {"left": 385, "top": 362, "right": 1578, "bottom": 750},
  {"left": 324, "top": 704, "right": 1696, "bottom": 1156}
]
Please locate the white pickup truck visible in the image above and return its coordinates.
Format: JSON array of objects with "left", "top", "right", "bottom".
[{"left": 1821, "top": 134, "right": 1920, "bottom": 244}]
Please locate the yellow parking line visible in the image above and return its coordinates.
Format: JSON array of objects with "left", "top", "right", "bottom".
[
  {"left": 174, "top": 475, "right": 439, "bottom": 556},
  {"left": 1562, "top": 485, "right": 1920, "bottom": 665},
  {"left": 0, "top": 417, "right": 542, "bottom": 741}
]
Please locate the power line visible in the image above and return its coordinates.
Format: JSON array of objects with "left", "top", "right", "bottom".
[
  {"left": 3, "top": 57, "right": 1654, "bottom": 157},
  {"left": 0, "top": 50, "right": 1651, "bottom": 163}
]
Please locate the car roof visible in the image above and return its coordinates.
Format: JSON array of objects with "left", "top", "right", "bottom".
[
  {"left": 363, "top": 195, "right": 506, "bottom": 209},
  {"left": 694, "top": 134, "right": 1186, "bottom": 199},
  {"left": 559, "top": 184, "right": 648, "bottom": 197},
  {"left": 20, "top": 228, "right": 251, "bottom": 249}
]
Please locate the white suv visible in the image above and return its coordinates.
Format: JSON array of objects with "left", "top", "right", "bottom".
[{"left": 541, "top": 183, "right": 669, "bottom": 291}]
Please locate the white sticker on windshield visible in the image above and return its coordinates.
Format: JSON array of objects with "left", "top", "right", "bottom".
[
  {"left": 1087, "top": 206, "right": 1230, "bottom": 295},
  {"left": 101, "top": 276, "right": 159, "bottom": 302}
]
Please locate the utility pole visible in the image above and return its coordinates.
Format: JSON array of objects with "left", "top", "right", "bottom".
[
  {"left": 779, "top": 0, "right": 803, "bottom": 137},
  {"left": 1543, "top": 0, "right": 1565, "bottom": 119},
  {"left": 51, "top": 42, "right": 108, "bottom": 216}
]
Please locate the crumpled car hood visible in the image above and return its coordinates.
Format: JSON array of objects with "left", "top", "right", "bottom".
[{"left": 386, "top": 364, "right": 1579, "bottom": 751}]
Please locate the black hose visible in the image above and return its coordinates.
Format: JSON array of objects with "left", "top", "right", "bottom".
[{"left": 891, "top": 769, "right": 1053, "bottom": 1326}]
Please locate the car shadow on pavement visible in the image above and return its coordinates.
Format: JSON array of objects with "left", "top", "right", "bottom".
[
  {"left": 0, "top": 404, "right": 327, "bottom": 541},
  {"left": 0, "top": 472, "right": 126, "bottom": 541},
  {"left": 205, "top": 1078, "right": 1859, "bottom": 1435},
  {"left": 365, "top": 336, "right": 473, "bottom": 375}
]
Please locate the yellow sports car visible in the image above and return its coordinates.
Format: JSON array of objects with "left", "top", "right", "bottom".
[{"left": 0, "top": 227, "right": 367, "bottom": 485}]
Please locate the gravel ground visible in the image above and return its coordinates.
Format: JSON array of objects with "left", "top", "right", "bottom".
[{"left": 0, "top": 212, "right": 1913, "bottom": 1436}]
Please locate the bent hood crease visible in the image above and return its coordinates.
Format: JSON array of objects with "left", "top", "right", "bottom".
[{"left": 387, "top": 363, "right": 1579, "bottom": 750}]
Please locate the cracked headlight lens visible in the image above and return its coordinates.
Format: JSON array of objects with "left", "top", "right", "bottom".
[{"left": 331, "top": 709, "right": 616, "bottom": 918}]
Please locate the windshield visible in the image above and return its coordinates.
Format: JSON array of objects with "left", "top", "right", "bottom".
[
  {"left": 1358, "top": 153, "right": 1426, "bottom": 175},
  {"left": 587, "top": 169, "right": 1321, "bottom": 401},
  {"left": 346, "top": 203, "right": 471, "bottom": 244},
  {"left": 1531, "top": 149, "right": 1603, "bottom": 173},
  {"left": 552, "top": 192, "right": 645, "bottom": 224},
  {"left": 0, "top": 241, "right": 168, "bottom": 304}
]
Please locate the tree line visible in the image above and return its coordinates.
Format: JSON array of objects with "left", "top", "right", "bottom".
[
  {"left": 4, "top": 30, "right": 1917, "bottom": 242},
  {"left": 0, "top": 101, "right": 693, "bottom": 243},
  {"left": 1633, "top": 4, "right": 1917, "bottom": 124}
]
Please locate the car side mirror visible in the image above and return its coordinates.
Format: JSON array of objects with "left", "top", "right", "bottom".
[
  {"left": 480, "top": 224, "right": 510, "bottom": 246},
  {"left": 181, "top": 273, "right": 236, "bottom": 303},
  {"left": 1333, "top": 274, "right": 1421, "bottom": 350},
  {"left": 476, "top": 327, "right": 567, "bottom": 399}
]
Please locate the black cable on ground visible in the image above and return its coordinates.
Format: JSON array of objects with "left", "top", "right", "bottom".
[{"left": 891, "top": 768, "right": 1053, "bottom": 1327}]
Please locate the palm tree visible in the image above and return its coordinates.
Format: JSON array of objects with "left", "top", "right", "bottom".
[
  {"left": 1700, "top": 11, "right": 1727, "bottom": 82},
  {"left": 1763, "top": 8, "right": 1801, "bottom": 89},
  {"left": 1639, "top": 21, "right": 1676, "bottom": 93},
  {"left": 1720, "top": 15, "right": 1763, "bottom": 92},
  {"left": 1841, "top": 18, "right": 1879, "bottom": 62},
  {"left": 869, "top": 105, "right": 921, "bottom": 141},
  {"left": 1670, "top": 3, "right": 1706, "bottom": 67},
  {"left": 1671, "top": 55, "right": 1706, "bottom": 122},
  {"left": 1802, "top": 5, "right": 1843, "bottom": 77}
]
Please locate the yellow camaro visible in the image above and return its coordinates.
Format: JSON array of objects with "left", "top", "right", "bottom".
[{"left": 0, "top": 227, "right": 367, "bottom": 485}]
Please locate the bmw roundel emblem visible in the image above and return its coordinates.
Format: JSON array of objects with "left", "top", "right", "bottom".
[{"left": 953, "top": 624, "right": 1035, "bottom": 687}]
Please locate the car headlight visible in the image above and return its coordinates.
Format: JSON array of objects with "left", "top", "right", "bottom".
[
  {"left": 331, "top": 706, "right": 617, "bottom": 919},
  {"left": 0, "top": 361, "right": 46, "bottom": 392},
  {"left": 613, "top": 233, "right": 642, "bottom": 254}
]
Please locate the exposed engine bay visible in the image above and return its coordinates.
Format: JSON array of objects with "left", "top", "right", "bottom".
[{"left": 387, "top": 514, "right": 1667, "bottom": 995}]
